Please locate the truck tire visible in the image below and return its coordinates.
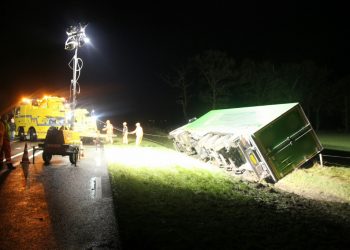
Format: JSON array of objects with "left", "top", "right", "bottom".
[
  {"left": 42, "top": 152, "right": 52, "bottom": 165},
  {"left": 18, "top": 127, "right": 25, "bottom": 141},
  {"left": 29, "top": 128, "right": 37, "bottom": 142}
]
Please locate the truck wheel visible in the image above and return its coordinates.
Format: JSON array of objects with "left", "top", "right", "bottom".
[
  {"left": 42, "top": 152, "right": 52, "bottom": 165},
  {"left": 19, "top": 127, "right": 25, "bottom": 141},
  {"left": 69, "top": 153, "right": 78, "bottom": 165},
  {"left": 29, "top": 128, "right": 37, "bottom": 142}
]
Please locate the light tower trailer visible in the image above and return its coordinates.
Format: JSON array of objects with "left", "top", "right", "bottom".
[{"left": 33, "top": 126, "right": 81, "bottom": 166}]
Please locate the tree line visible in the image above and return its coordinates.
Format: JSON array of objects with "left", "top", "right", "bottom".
[{"left": 162, "top": 50, "right": 350, "bottom": 132}]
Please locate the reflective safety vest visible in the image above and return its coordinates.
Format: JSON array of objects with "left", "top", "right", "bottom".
[
  {"left": 0, "top": 121, "right": 4, "bottom": 146},
  {"left": 0, "top": 120, "right": 10, "bottom": 140}
]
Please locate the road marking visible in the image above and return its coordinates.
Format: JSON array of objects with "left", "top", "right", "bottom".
[
  {"left": 2, "top": 147, "right": 36, "bottom": 163},
  {"left": 11, "top": 147, "right": 34, "bottom": 159},
  {"left": 13, "top": 151, "right": 43, "bottom": 167},
  {"left": 90, "top": 177, "right": 102, "bottom": 199}
]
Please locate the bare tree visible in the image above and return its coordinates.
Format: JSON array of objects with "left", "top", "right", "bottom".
[
  {"left": 237, "top": 59, "right": 333, "bottom": 131},
  {"left": 237, "top": 59, "right": 281, "bottom": 105},
  {"left": 194, "top": 50, "right": 237, "bottom": 109},
  {"left": 298, "top": 61, "right": 333, "bottom": 131},
  {"left": 161, "top": 66, "right": 192, "bottom": 121}
]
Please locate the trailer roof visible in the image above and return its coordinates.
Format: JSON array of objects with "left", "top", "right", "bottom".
[{"left": 183, "top": 103, "right": 299, "bottom": 136}]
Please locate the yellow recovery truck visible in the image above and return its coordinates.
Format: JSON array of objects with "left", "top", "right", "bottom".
[{"left": 14, "top": 96, "right": 97, "bottom": 141}]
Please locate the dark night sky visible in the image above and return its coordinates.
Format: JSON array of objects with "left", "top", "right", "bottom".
[{"left": 1, "top": 1, "right": 349, "bottom": 126}]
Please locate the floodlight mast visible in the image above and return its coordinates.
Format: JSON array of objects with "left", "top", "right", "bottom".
[{"left": 65, "top": 23, "right": 88, "bottom": 129}]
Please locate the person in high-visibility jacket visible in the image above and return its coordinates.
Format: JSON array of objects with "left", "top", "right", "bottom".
[
  {"left": 122, "top": 122, "right": 128, "bottom": 144},
  {"left": 130, "top": 122, "right": 143, "bottom": 146},
  {"left": 9, "top": 117, "right": 16, "bottom": 141},
  {"left": 0, "top": 120, "right": 4, "bottom": 160},
  {"left": 0, "top": 114, "right": 15, "bottom": 170},
  {"left": 102, "top": 120, "right": 114, "bottom": 144}
]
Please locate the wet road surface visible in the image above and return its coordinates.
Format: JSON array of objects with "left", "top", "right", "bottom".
[{"left": 0, "top": 141, "right": 119, "bottom": 249}]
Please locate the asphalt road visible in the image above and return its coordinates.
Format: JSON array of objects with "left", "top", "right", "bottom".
[{"left": 0, "top": 140, "right": 120, "bottom": 249}]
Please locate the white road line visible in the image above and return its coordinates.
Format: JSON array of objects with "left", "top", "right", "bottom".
[
  {"left": 90, "top": 177, "right": 102, "bottom": 199},
  {"left": 2, "top": 147, "right": 35, "bottom": 161},
  {"left": 2, "top": 147, "right": 41, "bottom": 165},
  {"left": 11, "top": 147, "right": 34, "bottom": 159},
  {"left": 13, "top": 151, "right": 43, "bottom": 167}
]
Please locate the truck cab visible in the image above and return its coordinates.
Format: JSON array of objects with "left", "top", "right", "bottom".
[{"left": 15, "top": 96, "right": 67, "bottom": 141}]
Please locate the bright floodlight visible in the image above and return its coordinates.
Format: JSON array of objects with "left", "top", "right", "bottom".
[
  {"left": 83, "top": 37, "right": 91, "bottom": 44},
  {"left": 65, "top": 23, "right": 89, "bottom": 51}
]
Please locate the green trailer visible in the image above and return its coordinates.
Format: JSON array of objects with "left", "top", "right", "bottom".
[{"left": 169, "top": 103, "right": 323, "bottom": 182}]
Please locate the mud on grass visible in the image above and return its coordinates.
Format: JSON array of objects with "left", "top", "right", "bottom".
[{"left": 109, "top": 159, "right": 350, "bottom": 250}]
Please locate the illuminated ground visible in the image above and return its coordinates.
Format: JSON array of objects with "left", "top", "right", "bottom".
[
  {"left": 105, "top": 140, "right": 350, "bottom": 204},
  {"left": 275, "top": 163, "right": 350, "bottom": 203},
  {"left": 104, "top": 145, "right": 222, "bottom": 172},
  {"left": 107, "top": 144, "right": 350, "bottom": 250}
]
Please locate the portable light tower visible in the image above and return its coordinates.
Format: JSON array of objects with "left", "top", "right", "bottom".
[{"left": 65, "top": 23, "right": 90, "bottom": 128}]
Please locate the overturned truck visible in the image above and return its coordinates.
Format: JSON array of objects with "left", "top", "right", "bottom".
[{"left": 169, "top": 103, "right": 323, "bottom": 183}]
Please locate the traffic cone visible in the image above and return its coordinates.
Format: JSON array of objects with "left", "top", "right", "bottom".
[{"left": 21, "top": 143, "right": 30, "bottom": 164}]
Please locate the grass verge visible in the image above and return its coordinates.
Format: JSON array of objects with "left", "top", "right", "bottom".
[
  {"left": 276, "top": 163, "right": 350, "bottom": 203},
  {"left": 317, "top": 132, "right": 350, "bottom": 151},
  {"left": 108, "top": 145, "right": 350, "bottom": 250}
]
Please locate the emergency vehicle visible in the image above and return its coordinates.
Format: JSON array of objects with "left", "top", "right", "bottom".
[
  {"left": 14, "top": 96, "right": 97, "bottom": 141},
  {"left": 69, "top": 108, "right": 98, "bottom": 142}
]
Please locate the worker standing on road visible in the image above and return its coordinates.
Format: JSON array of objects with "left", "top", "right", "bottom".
[
  {"left": 0, "top": 114, "right": 15, "bottom": 170},
  {"left": 122, "top": 122, "right": 128, "bottom": 144},
  {"left": 0, "top": 119, "right": 4, "bottom": 170},
  {"left": 130, "top": 122, "right": 143, "bottom": 146},
  {"left": 9, "top": 117, "right": 16, "bottom": 141},
  {"left": 102, "top": 120, "right": 114, "bottom": 144}
]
